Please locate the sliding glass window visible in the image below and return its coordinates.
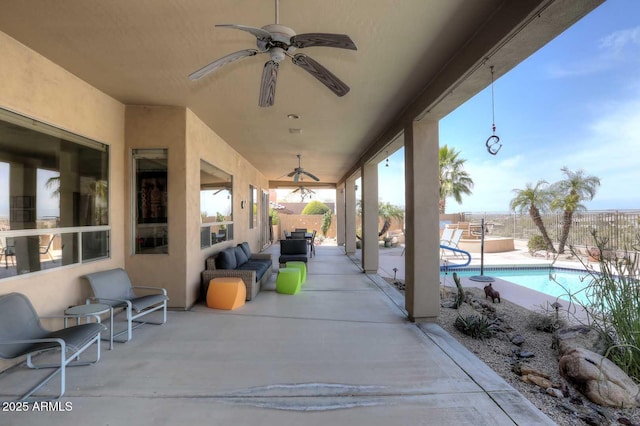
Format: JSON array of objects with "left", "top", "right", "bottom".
[{"left": 0, "top": 108, "right": 110, "bottom": 279}]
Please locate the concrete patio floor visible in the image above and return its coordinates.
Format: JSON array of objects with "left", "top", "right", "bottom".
[{"left": 1, "top": 244, "right": 554, "bottom": 425}]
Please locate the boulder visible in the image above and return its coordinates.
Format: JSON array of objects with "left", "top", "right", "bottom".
[
  {"left": 559, "top": 348, "right": 640, "bottom": 408},
  {"left": 553, "top": 325, "right": 610, "bottom": 356}
]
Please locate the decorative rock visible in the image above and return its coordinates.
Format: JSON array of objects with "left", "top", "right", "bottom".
[
  {"left": 559, "top": 348, "right": 640, "bottom": 408},
  {"left": 520, "top": 366, "right": 550, "bottom": 379},
  {"left": 553, "top": 325, "right": 610, "bottom": 356},
  {"left": 546, "top": 387, "right": 564, "bottom": 398},
  {"left": 517, "top": 350, "right": 535, "bottom": 359},
  {"left": 522, "top": 374, "right": 552, "bottom": 389},
  {"left": 510, "top": 334, "right": 525, "bottom": 346}
]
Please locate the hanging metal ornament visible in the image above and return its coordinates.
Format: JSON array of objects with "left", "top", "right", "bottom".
[{"left": 485, "top": 66, "right": 502, "bottom": 155}]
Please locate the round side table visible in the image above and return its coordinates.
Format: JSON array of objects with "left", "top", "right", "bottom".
[{"left": 65, "top": 303, "right": 113, "bottom": 350}]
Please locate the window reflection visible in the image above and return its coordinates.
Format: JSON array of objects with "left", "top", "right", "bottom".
[{"left": 200, "top": 160, "right": 233, "bottom": 248}]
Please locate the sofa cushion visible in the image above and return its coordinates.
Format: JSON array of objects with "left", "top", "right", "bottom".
[
  {"left": 234, "top": 245, "right": 249, "bottom": 267},
  {"left": 236, "top": 260, "right": 271, "bottom": 281},
  {"left": 239, "top": 242, "right": 252, "bottom": 259},
  {"left": 216, "top": 248, "right": 237, "bottom": 270}
]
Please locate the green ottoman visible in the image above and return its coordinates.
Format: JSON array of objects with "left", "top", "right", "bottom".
[
  {"left": 286, "top": 261, "right": 307, "bottom": 284},
  {"left": 277, "top": 268, "right": 301, "bottom": 295}
]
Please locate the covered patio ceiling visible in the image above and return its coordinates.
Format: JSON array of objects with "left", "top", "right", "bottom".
[{"left": 0, "top": 0, "right": 601, "bottom": 187}]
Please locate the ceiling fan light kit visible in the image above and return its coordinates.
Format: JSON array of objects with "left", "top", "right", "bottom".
[{"left": 188, "top": 0, "right": 357, "bottom": 107}]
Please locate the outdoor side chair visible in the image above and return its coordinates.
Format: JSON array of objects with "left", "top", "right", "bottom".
[
  {"left": 0, "top": 292, "right": 105, "bottom": 401},
  {"left": 83, "top": 268, "right": 168, "bottom": 343}
]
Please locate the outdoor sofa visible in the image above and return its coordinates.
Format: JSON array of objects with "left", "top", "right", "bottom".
[{"left": 201, "top": 242, "right": 273, "bottom": 301}]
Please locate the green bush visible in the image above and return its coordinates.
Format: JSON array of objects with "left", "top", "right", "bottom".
[
  {"left": 527, "top": 234, "right": 548, "bottom": 254},
  {"left": 269, "top": 208, "right": 279, "bottom": 225},
  {"left": 301, "top": 201, "right": 330, "bottom": 215}
]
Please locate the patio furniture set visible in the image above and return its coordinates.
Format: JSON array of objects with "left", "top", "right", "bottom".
[{"left": 0, "top": 268, "right": 168, "bottom": 402}]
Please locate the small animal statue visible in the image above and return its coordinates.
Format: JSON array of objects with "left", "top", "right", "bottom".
[{"left": 483, "top": 283, "right": 501, "bottom": 303}]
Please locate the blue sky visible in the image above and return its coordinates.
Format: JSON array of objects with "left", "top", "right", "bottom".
[{"left": 379, "top": 0, "right": 640, "bottom": 213}]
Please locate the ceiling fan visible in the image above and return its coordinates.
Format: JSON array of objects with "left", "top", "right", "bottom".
[
  {"left": 291, "top": 186, "right": 315, "bottom": 202},
  {"left": 188, "top": 0, "right": 357, "bottom": 107},
  {"left": 288, "top": 154, "right": 319, "bottom": 182}
]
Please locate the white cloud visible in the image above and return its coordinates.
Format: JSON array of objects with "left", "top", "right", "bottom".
[
  {"left": 598, "top": 26, "right": 640, "bottom": 54},
  {"left": 546, "top": 26, "right": 640, "bottom": 79}
]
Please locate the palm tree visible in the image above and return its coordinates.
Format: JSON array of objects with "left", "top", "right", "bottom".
[
  {"left": 551, "top": 167, "right": 600, "bottom": 254},
  {"left": 356, "top": 200, "right": 404, "bottom": 237},
  {"left": 509, "top": 180, "right": 556, "bottom": 253},
  {"left": 439, "top": 145, "right": 473, "bottom": 214}
]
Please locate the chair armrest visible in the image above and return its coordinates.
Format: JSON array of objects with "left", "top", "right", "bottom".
[
  {"left": 131, "top": 286, "right": 168, "bottom": 296},
  {"left": 41, "top": 314, "right": 102, "bottom": 323},
  {"left": 87, "top": 296, "right": 132, "bottom": 308}
]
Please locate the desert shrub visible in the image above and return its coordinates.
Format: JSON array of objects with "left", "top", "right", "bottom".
[
  {"left": 527, "top": 234, "right": 548, "bottom": 255},
  {"left": 321, "top": 210, "right": 332, "bottom": 237},
  {"left": 301, "top": 201, "right": 330, "bottom": 215},
  {"left": 454, "top": 314, "right": 495, "bottom": 340},
  {"left": 566, "top": 231, "right": 640, "bottom": 381},
  {"left": 527, "top": 308, "right": 565, "bottom": 333}
]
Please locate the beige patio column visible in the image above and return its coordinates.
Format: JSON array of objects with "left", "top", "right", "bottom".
[
  {"left": 336, "top": 183, "right": 346, "bottom": 246},
  {"left": 344, "top": 178, "right": 357, "bottom": 255},
  {"left": 404, "top": 119, "right": 440, "bottom": 322},
  {"left": 361, "top": 162, "right": 379, "bottom": 273}
]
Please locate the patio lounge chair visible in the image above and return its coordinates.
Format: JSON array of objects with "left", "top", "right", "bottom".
[
  {"left": 441, "top": 229, "right": 463, "bottom": 257},
  {"left": 0, "top": 292, "right": 105, "bottom": 401},
  {"left": 83, "top": 268, "right": 168, "bottom": 343}
]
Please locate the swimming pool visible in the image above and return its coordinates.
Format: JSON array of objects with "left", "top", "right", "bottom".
[{"left": 442, "top": 266, "right": 596, "bottom": 304}]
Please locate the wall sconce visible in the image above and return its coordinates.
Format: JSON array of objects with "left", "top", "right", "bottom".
[{"left": 240, "top": 200, "right": 247, "bottom": 209}]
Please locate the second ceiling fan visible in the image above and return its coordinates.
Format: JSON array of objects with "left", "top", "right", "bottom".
[{"left": 188, "top": 0, "right": 357, "bottom": 107}]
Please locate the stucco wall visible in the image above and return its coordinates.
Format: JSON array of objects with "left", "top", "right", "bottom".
[
  {"left": 0, "top": 31, "right": 126, "bottom": 313},
  {"left": 0, "top": 31, "right": 125, "bottom": 371},
  {"left": 124, "top": 106, "right": 188, "bottom": 308},
  {"left": 185, "top": 110, "right": 269, "bottom": 308}
]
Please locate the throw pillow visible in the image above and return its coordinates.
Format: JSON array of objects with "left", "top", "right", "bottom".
[
  {"left": 239, "top": 242, "right": 252, "bottom": 259},
  {"left": 234, "top": 245, "right": 249, "bottom": 267},
  {"left": 216, "top": 248, "right": 237, "bottom": 270}
]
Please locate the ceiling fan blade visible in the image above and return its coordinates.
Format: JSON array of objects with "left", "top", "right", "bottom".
[
  {"left": 189, "top": 49, "right": 260, "bottom": 80},
  {"left": 293, "top": 173, "right": 300, "bottom": 183},
  {"left": 292, "top": 54, "right": 350, "bottom": 97},
  {"left": 215, "top": 24, "right": 273, "bottom": 42},
  {"left": 258, "top": 60, "right": 279, "bottom": 107},
  {"left": 291, "top": 33, "right": 357, "bottom": 50},
  {"left": 302, "top": 170, "right": 320, "bottom": 181},
  {"left": 292, "top": 187, "right": 301, "bottom": 193},
  {"left": 286, "top": 171, "right": 296, "bottom": 177}
]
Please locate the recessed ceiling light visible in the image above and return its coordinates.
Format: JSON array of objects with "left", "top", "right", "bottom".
[
  {"left": 289, "top": 128, "right": 302, "bottom": 134},
  {"left": 287, "top": 114, "right": 300, "bottom": 119}
]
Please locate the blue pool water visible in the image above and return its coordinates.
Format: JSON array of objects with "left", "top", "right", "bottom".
[{"left": 443, "top": 266, "right": 596, "bottom": 303}]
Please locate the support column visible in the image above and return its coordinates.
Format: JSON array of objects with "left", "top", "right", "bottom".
[
  {"left": 361, "top": 162, "right": 378, "bottom": 273},
  {"left": 344, "top": 178, "right": 357, "bottom": 255},
  {"left": 336, "top": 184, "right": 346, "bottom": 246},
  {"left": 404, "top": 119, "right": 440, "bottom": 322}
]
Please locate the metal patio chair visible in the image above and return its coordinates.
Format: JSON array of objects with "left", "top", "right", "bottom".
[
  {"left": 0, "top": 292, "right": 105, "bottom": 401},
  {"left": 83, "top": 268, "right": 168, "bottom": 343}
]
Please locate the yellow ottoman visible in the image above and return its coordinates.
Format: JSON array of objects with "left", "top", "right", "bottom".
[
  {"left": 286, "top": 261, "right": 307, "bottom": 284},
  {"left": 206, "top": 277, "right": 246, "bottom": 310},
  {"left": 276, "top": 268, "right": 301, "bottom": 295}
]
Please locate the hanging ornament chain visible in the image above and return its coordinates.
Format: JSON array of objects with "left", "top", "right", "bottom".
[{"left": 486, "top": 65, "right": 502, "bottom": 155}]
